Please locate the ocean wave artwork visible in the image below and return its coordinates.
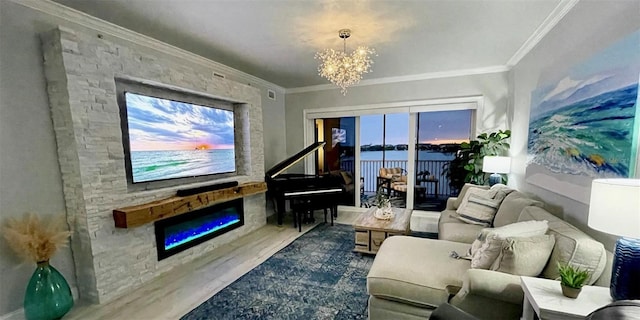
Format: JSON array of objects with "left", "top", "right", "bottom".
[
  {"left": 528, "top": 84, "right": 637, "bottom": 178},
  {"left": 527, "top": 31, "right": 639, "bottom": 183}
]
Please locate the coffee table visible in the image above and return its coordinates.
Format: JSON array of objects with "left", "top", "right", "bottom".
[{"left": 353, "top": 206, "right": 411, "bottom": 254}]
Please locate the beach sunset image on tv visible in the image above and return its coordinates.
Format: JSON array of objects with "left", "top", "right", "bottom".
[{"left": 124, "top": 92, "right": 236, "bottom": 183}]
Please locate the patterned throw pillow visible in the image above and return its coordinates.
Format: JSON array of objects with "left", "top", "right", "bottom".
[
  {"left": 453, "top": 183, "right": 490, "bottom": 209},
  {"left": 456, "top": 185, "right": 514, "bottom": 226},
  {"left": 458, "top": 192, "right": 502, "bottom": 226}
]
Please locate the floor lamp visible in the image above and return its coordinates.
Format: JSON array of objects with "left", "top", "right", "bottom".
[
  {"left": 482, "top": 156, "right": 511, "bottom": 186},
  {"left": 588, "top": 178, "right": 640, "bottom": 300}
]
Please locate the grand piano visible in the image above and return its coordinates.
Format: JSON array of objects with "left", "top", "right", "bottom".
[{"left": 265, "top": 141, "right": 344, "bottom": 225}]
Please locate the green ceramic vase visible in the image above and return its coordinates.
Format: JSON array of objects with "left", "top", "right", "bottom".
[{"left": 24, "top": 261, "right": 73, "bottom": 320}]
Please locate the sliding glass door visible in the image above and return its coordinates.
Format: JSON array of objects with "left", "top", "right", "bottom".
[
  {"left": 360, "top": 113, "right": 410, "bottom": 208},
  {"left": 414, "top": 110, "right": 472, "bottom": 210},
  {"left": 306, "top": 97, "right": 480, "bottom": 210}
]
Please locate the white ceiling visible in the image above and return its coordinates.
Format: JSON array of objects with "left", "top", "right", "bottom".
[{"left": 52, "top": 0, "right": 563, "bottom": 89}]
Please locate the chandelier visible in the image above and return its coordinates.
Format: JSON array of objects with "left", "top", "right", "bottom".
[{"left": 315, "top": 29, "right": 376, "bottom": 95}]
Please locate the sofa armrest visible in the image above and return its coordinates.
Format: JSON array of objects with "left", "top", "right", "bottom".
[
  {"left": 446, "top": 198, "right": 458, "bottom": 210},
  {"left": 449, "top": 270, "right": 524, "bottom": 319}
]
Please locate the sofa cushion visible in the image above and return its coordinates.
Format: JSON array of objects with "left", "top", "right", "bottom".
[
  {"left": 438, "top": 210, "right": 483, "bottom": 243},
  {"left": 518, "top": 206, "right": 607, "bottom": 285},
  {"left": 493, "top": 191, "right": 544, "bottom": 227},
  {"left": 452, "top": 184, "right": 489, "bottom": 209},
  {"left": 380, "top": 167, "right": 405, "bottom": 179},
  {"left": 490, "top": 234, "right": 556, "bottom": 276},
  {"left": 471, "top": 220, "right": 549, "bottom": 269},
  {"left": 367, "top": 236, "right": 471, "bottom": 308}
]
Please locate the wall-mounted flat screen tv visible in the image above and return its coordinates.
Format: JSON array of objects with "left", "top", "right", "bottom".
[{"left": 123, "top": 92, "right": 236, "bottom": 183}]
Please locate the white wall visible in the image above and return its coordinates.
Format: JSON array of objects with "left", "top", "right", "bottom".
[
  {"left": 0, "top": 0, "right": 285, "bottom": 316},
  {"left": 0, "top": 2, "right": 77, "bottom": 316},
  {"left": 509, "top": 0, "right": 640, "bottom": 250},
  {"left": 284, "top": 72, "right": 510, "bottom": 173}
]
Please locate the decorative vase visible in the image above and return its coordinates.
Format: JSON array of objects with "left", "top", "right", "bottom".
[
  {"left": 561, "top": 284, "right": 582, "bottom": 299},
  {"left": 24, "top": 261, "right": 73, "bottom": 320},
  {"left": 610, "top": 237, "right": 640, "bottom": 300}
]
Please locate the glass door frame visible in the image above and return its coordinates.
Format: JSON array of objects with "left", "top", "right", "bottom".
[{"left": 302, "top": 96, "right": 483, "bottom": 209}]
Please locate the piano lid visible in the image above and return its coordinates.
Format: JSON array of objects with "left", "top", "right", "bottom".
[{"left": 265, "top": 141, "right": 326, "bottom": 179}]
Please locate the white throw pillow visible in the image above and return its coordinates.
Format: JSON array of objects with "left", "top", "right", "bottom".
[
  {"left": 464, "top": 228, "right": 492, "bottom": 259},
  {"left": 490, "top": 234, "right": 556, "bottom": 276},
  {"left": 471, "top": 220, "right": 549, "bottom": 269}
]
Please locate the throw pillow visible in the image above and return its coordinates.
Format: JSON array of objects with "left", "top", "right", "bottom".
[
  {"left": 456, "top": 186, "right": 513, "bottom": 226},
  {"left": 470, "top": 220, "right": 549, "bottom": 269},
  {"left": 466, "top": 228, "right": 492, "bottom": 258},
  {"left": 490, "top": 234, "right": 556, "bottom": 276},
  {"left": 457, "top": 192, "right": 503, "bottom": 226},
  {"left": 456, "top": 187, "right": 490, "bottom": 216},
  {"left": 489, "top": 219, "right": 549, "bottom": 238},
  {"left": 453, "top": 183, "right": 489, "bottom": 209}
]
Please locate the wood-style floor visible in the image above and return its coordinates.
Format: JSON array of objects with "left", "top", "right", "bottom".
[{"left": 65, "top": 211, "right": 362, "bottom": 320}]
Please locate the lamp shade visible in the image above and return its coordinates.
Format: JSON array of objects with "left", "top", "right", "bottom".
[
  {"left": 482, "top": 156, "right": 511, "bottom": 174},
  {"left": 588, "top": 179, "right": 640, "bottom": 238}
]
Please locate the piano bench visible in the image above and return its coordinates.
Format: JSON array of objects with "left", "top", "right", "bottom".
[{"left": 291, "top": 199, "right": 336, "bottom": 232}]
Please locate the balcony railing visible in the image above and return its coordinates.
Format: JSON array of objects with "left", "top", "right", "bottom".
[{"left": 340, "top": 159, "right": 454, "bottom": 197}]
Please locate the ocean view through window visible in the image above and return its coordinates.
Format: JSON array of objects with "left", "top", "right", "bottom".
[{"left": 312, "top": 105, "right": 475, "bottom": 208}]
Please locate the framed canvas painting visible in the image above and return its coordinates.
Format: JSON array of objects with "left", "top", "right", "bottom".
[{"left": 526, "top": 31, "right": 640, "bottom": 203}]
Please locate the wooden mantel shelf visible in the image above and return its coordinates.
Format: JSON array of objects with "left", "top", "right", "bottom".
[{"left": 113, "top": 181, "right": 267, "bottom": 228}]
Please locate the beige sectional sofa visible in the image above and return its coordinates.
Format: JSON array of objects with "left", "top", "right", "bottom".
[{"left": 366, "top": 184, "right": 613, "bottom": 320}]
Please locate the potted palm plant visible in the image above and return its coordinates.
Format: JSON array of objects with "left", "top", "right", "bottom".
[
  {"left": 558, "top": 263, "right": 590, "bottom": 298},
  {"left": 443, "top": 130, "right": 511, "bottom": 194}
]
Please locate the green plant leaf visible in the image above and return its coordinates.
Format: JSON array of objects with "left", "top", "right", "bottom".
[{"left": 557, "top": 263, "right": 590, "bottom": 289}]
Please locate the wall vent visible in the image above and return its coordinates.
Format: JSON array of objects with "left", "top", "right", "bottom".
[{"left": 267, "top": 89, "right": 276, "bottom": 100}]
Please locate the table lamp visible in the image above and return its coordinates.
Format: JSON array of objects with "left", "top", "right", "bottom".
[
  {"left": 588, "top": 178, "right": 640, "bottom": 300},
  {"left": 482, "top": 156, "right": 511, "bottom": 186}
]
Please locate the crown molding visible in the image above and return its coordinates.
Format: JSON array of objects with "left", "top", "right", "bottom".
[
  {"left": 506, "top": 0, "right": 580, "bottom": 67},
  {"left": 10, "top": 0, "right": 286, "bottom": 94},
  {"left": 286, "top": 65, "right": 510, "bottom": 94}
]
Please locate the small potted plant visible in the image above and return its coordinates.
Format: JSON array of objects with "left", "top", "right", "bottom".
[{"left": 557, "top": 263, "right": 590, "bottom": 298}]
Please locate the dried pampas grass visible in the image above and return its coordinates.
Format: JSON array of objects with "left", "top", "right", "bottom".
[{"left": 3, "top": 213, "right": 71, "bottom": 263}]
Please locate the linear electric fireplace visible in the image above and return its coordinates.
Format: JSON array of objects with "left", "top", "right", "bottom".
[{"left": 155, "top": 199, "right": 244, "bottom": 260}]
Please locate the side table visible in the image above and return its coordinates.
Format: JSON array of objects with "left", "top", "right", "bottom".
[{"left": 520, "top": 276, "right": 612, "bottom": 320}]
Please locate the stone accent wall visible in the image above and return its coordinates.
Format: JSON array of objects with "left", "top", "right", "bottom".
[{"left": 41, "top": 26, "right": 265, "bottom": 303}]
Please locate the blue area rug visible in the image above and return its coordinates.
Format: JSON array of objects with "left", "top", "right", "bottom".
[{"left": 181, "top": 223, "right": 374, "bottom": 320}]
